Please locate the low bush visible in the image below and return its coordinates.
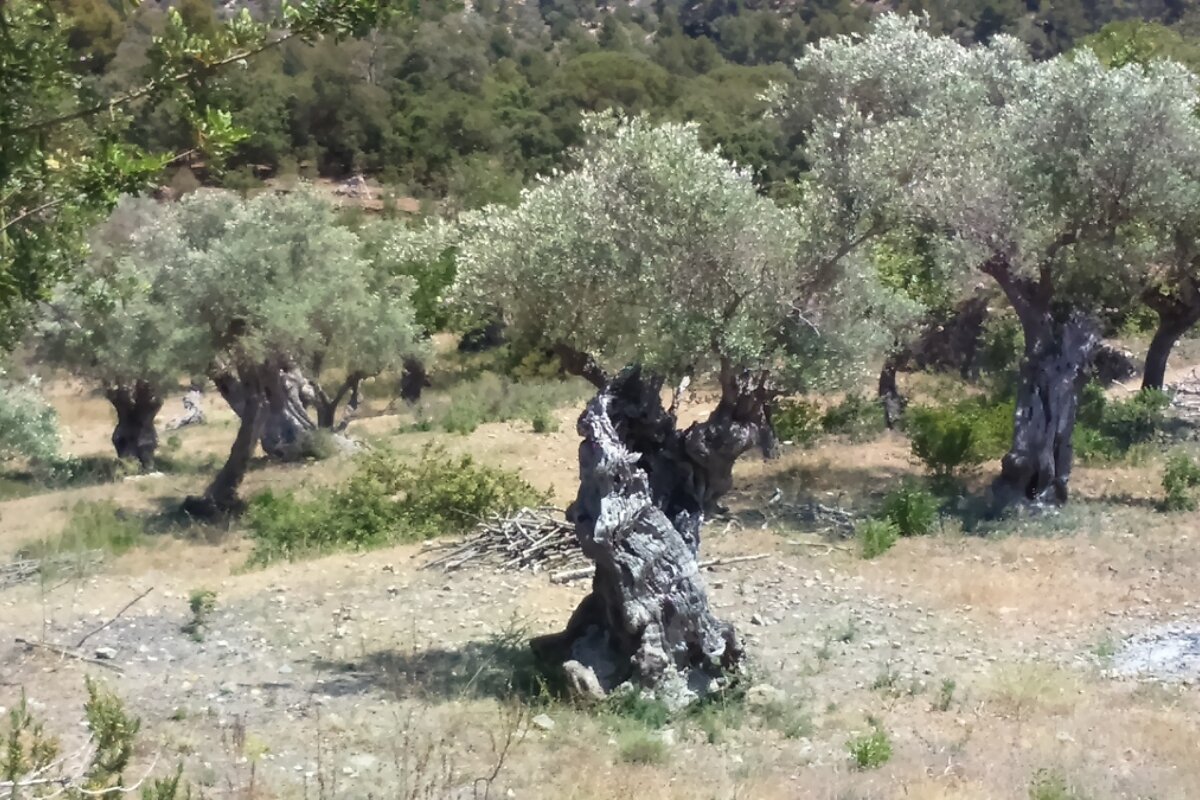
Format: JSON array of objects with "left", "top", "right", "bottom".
[
  {"left": 1028, "top": 769, "right": 1085, "bottom": 800},
  {"left": 847, "top": 726, "right": 892, "bottom": 770},
  {"left": 773, "top": 398, "right": 823, "bottom": 445},
  {"left": 245, "top": 445, "right": 546, "bottom": 565},
  {"left": 906, "top": 397, "right": 1012, "bottom": 479},
  {"left": 857, "top": 519, "right": 899, "bottom": 559},
  {"left": 880, "top": 484, "right": 939, "bottom": 536},
  {"left": 0, "top": 377, "right": 62, "bottom": 470},
  {"left": 1162, "top": 451, "right": 1200, "bottom": 511},
  {"left": 821, "top": 392, "right": 885, "bottom": 440},
  {"left": 1075, "top": 385, "right": 1169, "bottom": 462}
]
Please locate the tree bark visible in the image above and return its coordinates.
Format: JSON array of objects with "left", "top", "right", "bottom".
[
  {"left": 1142, "top": 290, "right": 1200, "bottom": 391},
  {"left": 398, "top": 356, "right": 429, "bottom": 404},
  {"left": 105, "top": 381, "right": 163, "bottom": 471},
  {"left": 213, "top": 363, "right": 317, "bottom": 460},
  {"left": 312, "top": 372, "right": 366, "bottom": 429},
  {"left": 184, "top": 367, "right": 267, "bottom": 518},
  {"left": 259, "top": 365, "right": 317, "bottom": 460},
  {"left": 532, "top": 366, "right": 765, "bottom": 707},
  {"left": 993, "top": 314, "right": 1098, "bottom": 506}
]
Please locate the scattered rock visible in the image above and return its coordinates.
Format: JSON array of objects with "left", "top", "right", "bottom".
[
  {"left": 531, "top": 714, "right": 556, "bottom": 731},
  {"left": 94, "top": 647, "right": 118, "bottom": 660},
  {"left": 746, "top": 684, "right": 786, "bottom": 707}
]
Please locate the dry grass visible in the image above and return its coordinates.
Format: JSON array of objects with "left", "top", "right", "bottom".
[{"left": 3, "top": 373, "right": 1200, "bottom": 799}]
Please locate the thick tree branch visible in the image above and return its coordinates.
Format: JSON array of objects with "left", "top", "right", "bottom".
[{"left": 552, "top": 343, "right": 608, "bottom": 389}]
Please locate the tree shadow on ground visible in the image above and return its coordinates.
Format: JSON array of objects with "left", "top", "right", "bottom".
[{"left": 310, "top": 627, "right": 557, "bottom": 704}]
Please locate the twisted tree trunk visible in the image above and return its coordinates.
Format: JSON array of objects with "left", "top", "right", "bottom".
[
  {"left": 982, "top": 252, "right": 1099, "bottom": 507},
  {"left": 312, "top": 371, "right": 366, "bottom": 429},
  {"left": 1142, "top": 286, "right": 1200, "bottom": 391},
  {"left": 259, "top": 365, "right": 316, "bottom": 460},
  {"left": 105, "top": 381, "right": 163, "bottom": 471},
  {"left": 533, "top": 365, "right": 767, "bottom": 707},
  {"left": 184, "top": 365, "right": 267, "bottom": 518},
  {"left": 213, "top": 363, "right": 316, "bottom": 460}
]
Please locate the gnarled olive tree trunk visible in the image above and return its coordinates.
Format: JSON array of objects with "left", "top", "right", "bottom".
[
  {"left": 398, "top": 356, "right": 429, "bottom": 404},
  {"left": 105, "top": 381, "right": 163, "bottom": 471},
  {"left": 184, "top": 365, "right": 268, "bottom": 518},
  {"left": 311, "top": 371, "right": 366, "bottom": 430},
  {"left": 213, "top": 363, "right": 316, "bottom": 460},
  {"left": 533, "top": 365, "right": 768, "bottom": 706},
  {"left": 1142, "top": 284, "right": 1200, "bottom": 391},
  {"left": 980, "top": 252, "right": 1103, "bottom": 507}
]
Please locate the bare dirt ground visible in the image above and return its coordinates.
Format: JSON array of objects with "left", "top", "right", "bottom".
[{"left": 3, "top": 373, "right": 1200, "bottom": 800}]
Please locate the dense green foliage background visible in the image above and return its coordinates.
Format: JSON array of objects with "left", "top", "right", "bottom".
[{"left": 53, "top": 0, "right": 1200, "bottom": 205}]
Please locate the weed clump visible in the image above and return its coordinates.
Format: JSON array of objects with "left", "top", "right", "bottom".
[
  {"left": 880, "top": 483, "right": 939, "bottom": 536},
  {"left": 18, "top": 501, "right": 144, "bottom": 566},
  {"left": 1162, "top": 450, "right": 1200, "bottom": 511},
  {"left": 182, "top": 589, "right": 217, "bottom": 641},
  {"left": 847, "top": 725, "right": 892, "bottom": 769},
  {"left": 857, "top": 519, "right": 899, "bottom": 559},
  {"left": 246, "top": 444, "right": 546, "bottom": 565},
  {"left": 906, "top": 397, "right": 1012, "bottom": 480}
]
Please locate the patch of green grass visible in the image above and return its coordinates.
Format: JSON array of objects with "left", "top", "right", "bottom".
[
  {"left": 847, "top": 725, "right": 892, "bottom": 770},
  {"left": 19, "top": 501, "right": 145, "bottom": 563},
  {"left": 1028, "top": 769, "right": 1085, "bottom": 800},
  {"left": 423, "top": 373, "right": 588, "bottom": 435},
  {"left": 601, "top": 690, "right": 672, "bottom": 729},
  {"left": 934, "top": 678, "right": 957, "bottom": 712},
  {"left": 616, "top": 730, "right": 668, "bottom": 765},
  {"left": 757, "top": 700, "right": 812, "bottom": 739},
  {"left": 1162, "top": 450, "right": 1200, "bottom": 511}
]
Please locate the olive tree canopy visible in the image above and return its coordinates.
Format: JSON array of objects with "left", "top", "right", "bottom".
[{"left": 794, "top": 15, "right": 1200, "bottom": 504}]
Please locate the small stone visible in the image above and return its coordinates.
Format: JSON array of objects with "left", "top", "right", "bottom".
[
  {"left": 278, "top": 664, "right": 294, "bottom": 675},
  {"left": 750, "top": 613, "right": 767, "bottom": 626},
  {"left": 531, "top": 714, "right": 556, "bottom": 731},
  {"left": 94, "top": 647, "right": 117, "bottom": 660}
]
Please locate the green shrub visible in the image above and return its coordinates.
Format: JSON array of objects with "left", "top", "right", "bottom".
[
  {"left": 0, "top": 378, "right": 62, "bottom": 469},
  {"left": 906, "top": 398, "right": 1012, "bottom": 478},
  {"left": 1162, "top": 451, "right": 1200, "bottom": 511},
  {"left": 245, "top": 445, "right": 546, "bottom": 566},
  {"left": 846, "top": 726, "right": 892, "bottom": 770},
  {"left": 773, "top": 398, "right": 823, "bottom": 445},
  {"left": 529, "top": 407, "right": 559, "bottom": 434},
  {"left": 182, "top": 589, "right": 217, "bottom": 641},
  {"left": 1075, "top": 385, "right": 1169, "bottom": 462},
  {"left": 602, "top": 690, "right": 672, "bottom": 729},
  {"left": 857, "top": 519, "right": 899, "bottom": 559},
  {"left": 880, "top": 484, "right": 939, "bottom": 536},
  {"left": 821, "top": 392, "right": 885, "bottom": 440}
]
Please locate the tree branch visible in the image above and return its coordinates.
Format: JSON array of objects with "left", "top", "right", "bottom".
[{"left": 552, "top": 343, "right": 608, "bottom": 389}]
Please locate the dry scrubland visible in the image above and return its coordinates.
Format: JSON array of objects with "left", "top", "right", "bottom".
[{"left": 3, "top": 353, "right": 1200, "bottom": 800}]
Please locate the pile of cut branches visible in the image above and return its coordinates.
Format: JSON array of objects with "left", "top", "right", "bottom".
[{"left": 421, "top": 507, "right": 586, "bottom": 575}]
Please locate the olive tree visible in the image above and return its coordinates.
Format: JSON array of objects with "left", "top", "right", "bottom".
[
  {"left": 139, "top": 189, "right": 421, "bottom": 515},
  {"left": 796, "top": 15, "right": 1200, "bottom": 505},
  {"left": 454, "top": 114, "right": 911, "bottom": 704},
  {"left": 36, "top": 197, "right": 182, "bottom": 469}
]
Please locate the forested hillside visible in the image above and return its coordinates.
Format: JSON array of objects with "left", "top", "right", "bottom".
[{"left": 52, "top": 0, "right": 1200, "bottom": 205}]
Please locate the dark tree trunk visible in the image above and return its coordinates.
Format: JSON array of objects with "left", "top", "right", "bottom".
[
  {"left": 878, "top": 354, "right": 906, "bottom": 430},
  {"left": 312, "top": 372, "right": 366, "bottom": 430},
  {"left": 398, "top": 356, "right": 429, "bottom": 404},
  {"left": 532, "top": 365, "right": 768, "bottom": 707},
  {"left": 184, "top": 368, "right": 267, "bottom": 518},
  {"left": 213, "top": 364, "right": 316, "bottom": 460},
  {"left": 259, "top": 366, "right": 317, "bottom": 460},
  {"left": 1141, "top": 292, "right": 1200, "bottom": 391},
  {"left": 105, "top": 381, "right": 163, "bottom": 471},
  {"left": 994, "top": 314, "right": 1099, "bottom": 507},
  {"left": 457, "top": 320, "right": 505, "bottom": 353}
]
